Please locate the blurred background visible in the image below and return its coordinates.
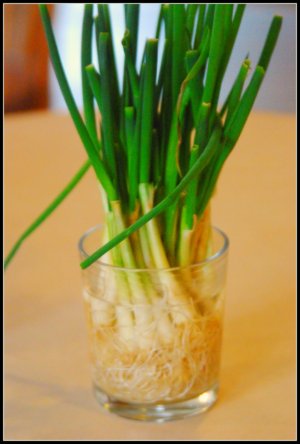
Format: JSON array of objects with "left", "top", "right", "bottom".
[{"left": 4, "top": 4, "right": 296, "bottom": 114}]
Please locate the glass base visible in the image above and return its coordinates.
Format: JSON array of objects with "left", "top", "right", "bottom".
[{"left": 93, "top": 384, "right": 219, "bottom": 422}]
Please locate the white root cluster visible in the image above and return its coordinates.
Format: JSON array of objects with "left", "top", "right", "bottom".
[{"left": 84, "top": 287, "right": 223, "bottom": 404}]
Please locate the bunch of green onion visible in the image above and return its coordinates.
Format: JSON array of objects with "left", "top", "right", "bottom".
[
  {"left": 5, "top": 5, "right": 283, "bottom": 400},
  {"left": 5, "top": 4, "right": 281, "bottom": 273}
]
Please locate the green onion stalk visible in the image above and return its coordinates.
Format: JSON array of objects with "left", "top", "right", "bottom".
[{"left": 5, "top": 5, "right": 282, "bottom": 402}]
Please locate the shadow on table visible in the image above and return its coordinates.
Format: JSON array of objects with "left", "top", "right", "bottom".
[{"left": 5, "top": 372, "right": 96, "bottom": 412}]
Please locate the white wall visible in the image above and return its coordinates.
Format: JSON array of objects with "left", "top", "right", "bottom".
[{"left": 49, "top": 4, "right": 296, "bottom": 113}]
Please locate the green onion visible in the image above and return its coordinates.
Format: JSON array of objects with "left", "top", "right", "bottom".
[
  {"left": 258, "top": 15, "right": 282, "bottom": 71},
  {"left": 194, "top": 5, "right": 206, "bottom": 49},
  {"left": 6, "top": 4, "right": 282, "bottom": 278},
  {"left": 38, "top": 5, "right": 116, "bottom": 201},
  {"left": 81, "top": 127, "right": 222, "bottom": 269},
  {"left": 5, "top": 5, "right": 282, "bottom": 399},
  {"left": 122, "top": 29, "right": 140, "bottom": 108},
  {"left": 4, "top": 160, "right": 91, "bottom": 269},
  {"left": 139, "top": 39, "right": 158, "bottom": 184},
  {"left": 81, "top": 5, "right": 98, "bottom": 149}
]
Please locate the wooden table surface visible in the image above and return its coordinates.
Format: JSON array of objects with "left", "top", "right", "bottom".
[{"left": 4, "top": 111, "right": 296, "bottom": 441}]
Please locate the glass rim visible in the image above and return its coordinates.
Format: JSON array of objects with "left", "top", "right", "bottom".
[
  {"left": 78, "top": 224, "right": 229, "bottom": 272},
  {"left": 78, "top": 224, "right": 229, "bottom": 273}
]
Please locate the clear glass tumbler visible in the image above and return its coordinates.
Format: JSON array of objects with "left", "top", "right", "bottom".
[{"left": 78, "top": 225, "right": 229, "bottom": 422}]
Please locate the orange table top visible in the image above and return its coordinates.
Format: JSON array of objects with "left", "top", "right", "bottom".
[{"left": 4, "top": 111, "right": 296, "bottom": 440}]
